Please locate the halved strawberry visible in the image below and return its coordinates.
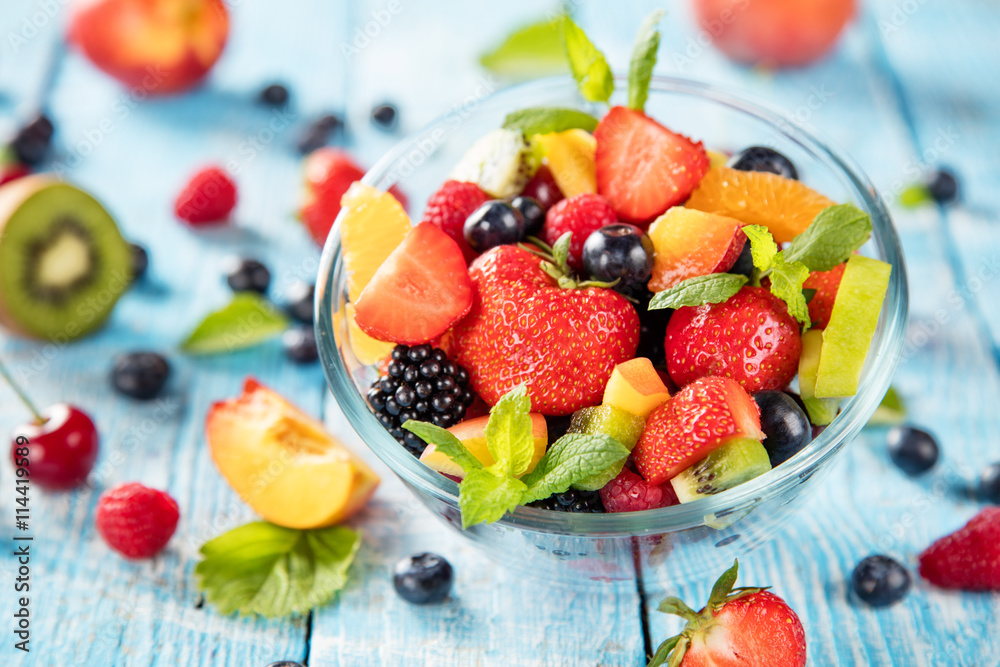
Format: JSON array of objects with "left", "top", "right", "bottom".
[
  {"left": 804, "top": 262, "right": 846, "bottom": 329},
  {"left": 634, "top": 376, "right": 764, "bottom": 485},
  {"left": 594, "top": 106, "right": 710, "bottom": 225},
  {"left": 353, "top": 223, "right": 473, "bottom": 345},
  {"left": 599, "top": 465, "right": 679, "bottom": 513}
]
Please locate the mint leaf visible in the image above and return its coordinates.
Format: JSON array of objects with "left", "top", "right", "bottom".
[
  {"left": 743, "top": 224, "right": 779, "bottom": 271},
  {"left": 769, "top": 258, "right": 811, "bottom": 329},
  {"left": 181, "top": 293, "right": 289, "bottom": 354},
  {"left": 563, "top": 15, "right": 614, "bottom": 102},
  {"left": 196, "top": 521, "right": 360, "bottom": 617},
  {"left": 783, "top": 203, "right": 872, "bottom": 272},
  {"left": 485, "top": 384, "right": 534, "bottom": 476},
  {"left": 627, "top": 9, "right": 665, "bottom": 111},
  {"left": 521, "top": 433, "right": 629, "bottom": 504},
  {"left": 502, "top": 107, "right": 599, "bottom": 136},
  {"left": 648, "top": 273, "right": 747, "bottom": 310},
  {"left": 402, "top": 420, "right": 482, "bottom": 473},
  {"left": 459, "top": 467, "right": 527, "bottom": 528},
  {"left": 480, "top": 17, "right": 569, "bottom": 78}
]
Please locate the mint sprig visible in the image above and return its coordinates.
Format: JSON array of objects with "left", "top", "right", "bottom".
[
  {"left": 648, "top": 273, "right": 747, "bottom": 310},
  {"left": 502, "top": 107, "right": 599, "bottom": 136},
  {"left": 405, "top": 385, "right": 630, "bottom": 528},
  {"left": 627, "top": 9, "right": 665, "bottom": 112},
  {"left": 563, "top": 15, "right": 614, "bottom": 102},
  {"left": 783, "top": 203, "right": 872, "bottom": 271},
  {"left": 181, "top": 293, "right": 289, "bottom": 354},
  {"left": 742, "top": 225, "right": 811, "bottom": 329},
  {"left": 479, "top": 17, "right": 569, "bottom": 78}
]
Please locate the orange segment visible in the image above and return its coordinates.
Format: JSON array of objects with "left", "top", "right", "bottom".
[
  {"left": 340, "top": 182, "right": 412, "bottom": 303},
  {"left": 685, "top": 166, "right": 835, "bottom": 244},
  {"left": 343, "top": 304, "right": 395, "bottom": 365}
]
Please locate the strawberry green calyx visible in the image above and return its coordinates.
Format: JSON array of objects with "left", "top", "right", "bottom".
[{"left": 520, "top": 233, "right": 618, "bottom": 290}]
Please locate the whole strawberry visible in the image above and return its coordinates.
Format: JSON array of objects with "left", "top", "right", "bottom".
[
  {"left": 666, "top": 286, "right": 802, "bottom": 394},
  {"left": 600, "top": 465, "right": 679, "bottom": 513},
  {"left": 453, "top": 244, "right": 639, "bottom": 415},
  {"left": 96, "top": 482, "right": 179, "bottom": 559},
  {"left": 542, "top": 193, "right": 618, "bottom": 271},
  {"left": 174, "top": 166, "right": 237, "bottom": 225},
  {"left": 649, "top": 560, "right": 806, "bottom": 667},
  {"left": 803, "top": 262, "right": 846, "bottom": 329},
  {"left": 421, "top": 179, "right": 491, "bottom": 263},
  {"left": 918, "top": 507, "right": 1000, "bottom": 591}
]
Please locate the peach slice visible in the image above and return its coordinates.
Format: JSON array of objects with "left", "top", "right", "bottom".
[
  {"left": 419, "top": 413, "right": 547, "bottom": 479},
  {"left": 646, "top": 207, "right": 747, "bottom": 292},
  {"left": 603, "top": 358, "right": 672, "bottom": 418},
  {"left": 206, "top": 379, "right": 379, "bottom": 529},
  {"left": 533, "top": 129, "right": 597, "bottom": 197}
]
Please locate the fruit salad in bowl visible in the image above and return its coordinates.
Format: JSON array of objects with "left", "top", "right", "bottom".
[{"left": 317, "top": 17, "right": 907, "bottom": 585}]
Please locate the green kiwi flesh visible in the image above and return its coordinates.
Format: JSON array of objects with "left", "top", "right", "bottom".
[
  {"left": 670, "top": 437, "right": 772, "bottom": 504},
  {"left": 568, "top": 404, "right": 646, "bottom": 491}
]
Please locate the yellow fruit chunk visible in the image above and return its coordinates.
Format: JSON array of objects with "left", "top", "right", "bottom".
[
  {"left": 533, "top": 129, "right": 596, "bottom": 197},
  {"left": 646, "top": 207, "right": 746, "bottom": 291},
  {"left": 707, "top": 149, "right": 729, "bottom": 169},
  {"left": 419, "top": 414, "right": 547, "bottom": 479},
  {"left": 344, "top": 304, "right": 395, "bottom": 365},
  {"left": 798, "top": 329, "right": 840, "bottom": 425},
  {"left": 339, "top": 182, "right": 411, "bottom": 303},
  {"left": 685, "top": 166, "right": 835, "bottom": 244},
  {"left": 815, "top": 255, "right": 892, "bottom": 398},
  {"left": 207, "top": 379, "right": 380, "bottom": 529},
  {"left": 603, "top": 357, "right": 671, "bottom": 418}
]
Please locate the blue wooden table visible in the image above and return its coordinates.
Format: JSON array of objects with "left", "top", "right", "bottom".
[{"left": 2, "top": 1, "right": 999, "bottom": 665}]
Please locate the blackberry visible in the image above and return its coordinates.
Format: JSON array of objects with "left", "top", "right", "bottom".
[
  {"left": 367, "top": 344, "right": 474, "bottom": 456},
  {"left": 528, "top": 488, "right": 606, "bottom": 513},
  {"left": 630, "top": 288, "right": 672, "bottom": 366}
]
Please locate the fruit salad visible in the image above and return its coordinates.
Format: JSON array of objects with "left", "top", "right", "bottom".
[{"left": 337, "top": 14, "right": 892, "bottom": 527}]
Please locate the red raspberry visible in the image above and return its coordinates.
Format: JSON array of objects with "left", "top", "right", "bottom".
[
  {"left": 542, "top": 193, "right": 618, "bottom": 271},
  {"left": 174, "top": 166, "right": 237, "bottom": 225},
  {"left": 95, "top": 482, "right": 179, "bottom": 559},
  {"left": 919, "top": 507, "right": 1000, "bottom": 591},
  {"left": 599, "top": 465, "right": 679, "bottom": 513},
  {"left": 421, "top": 180, "right": 491, "bottom": 263}
]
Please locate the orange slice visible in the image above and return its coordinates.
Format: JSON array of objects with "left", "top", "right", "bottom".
[
  {"left": 532, "top": 129, "right": 597, "bottom": 197},
  {"left": 340, "top": 182, "right": 412, "bottom": 303}
]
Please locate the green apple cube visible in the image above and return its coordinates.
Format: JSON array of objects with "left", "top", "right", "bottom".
[
  {"left": 568, "top": 405, "right": 646, "bottom": 491},
  {"left": 815, "top": 255, "right": 892, "bottom": 398},
  {"left": 798, "top": 329, "right": 841, "bottom": 425}
]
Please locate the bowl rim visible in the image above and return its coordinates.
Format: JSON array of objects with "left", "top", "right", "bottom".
[{"left": 316, "top": 74, "right": 909, "bottom": 537}]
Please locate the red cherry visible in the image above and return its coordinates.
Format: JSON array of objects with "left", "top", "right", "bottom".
[{"left": 10, "top": 404, "right": 99, "bottom": 490}]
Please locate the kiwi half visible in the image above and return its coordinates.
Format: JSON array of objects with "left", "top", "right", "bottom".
[
  {"left": 0, "top": 176, "right": 130, "bottom": 341},
  {"left": 670, "top": 437, "right": 772, "bottom": 504}
]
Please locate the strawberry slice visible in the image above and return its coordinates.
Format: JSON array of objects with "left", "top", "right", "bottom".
[
  {"left": 803, "top": 262, "right": 846, "bottom": 329},
  {"left": 599, "top": 465, "right": 678, "bottom": 513},
  {"left": 595, "top": 106, "right": 710, "bottom": 224},
  {"left": 634, "top": 376, "right": 764, "bottom": 485},
  {"left": 353, "top": 222, "right": 473, "bottom": 345}
]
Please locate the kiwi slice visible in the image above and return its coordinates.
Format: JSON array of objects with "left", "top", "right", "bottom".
[
  {"left": 568, "top": 405, "right": 646, "bottom": 491},
  {"left": 670, "top": 437, "right": 772, "bottom": 504},
  {"left": 449, "top": 128, "right": 538, "bottom": 198},
  {"left": 0, "top": 176, "right": 130, "bottom": 341}
]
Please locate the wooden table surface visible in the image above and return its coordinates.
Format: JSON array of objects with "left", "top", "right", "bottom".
[{"left": 1, "top": 0, "right": 999, "bottom": 665}]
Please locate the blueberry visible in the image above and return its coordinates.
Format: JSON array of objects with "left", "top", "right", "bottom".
[
  {"left": 510, "top": 196, "right": 545, "bottom": 237},
  {"left": 727, "top": 146, "right": 798, "bottom": 180},
  {"left": 393, "top": 553, "right": 453, "bottom": 604},
  {"left": 295, "top": 114, "right": 342, "bottom": 154},
  {"left": 851, "top": 555, "right": 911, "bottom": 607},
  {"left": 266, "top": 662, "right": 304, "bottom": 667},
  {"left": 258, "top": 83, "right": 289, "bottom": 107},
  {"left": 225, "top": 257, "right": 271, "bottom": 294},
  {"left": 129, "top": 243, "right": 149, "bottom": 281},
  {"left": 111, "top": 352, "right": 170, "bottom": 400},
  {"left": 283, "top": 327, "right": 318, "bottom": 364},
  {"left": 753, "top": 391, "right": 811, "bottom": 467},
  {"left": 926, "top": 168, "right": 959, "bottom": 203},
  {"left": 371, "top": 103, "right": 398, "bottom": 130},
  {"left": 980, "top": 462, "right": 1000, "bottom": 504},
  {"left": 463, "top": 201, "right": 525, "bottom": 252},
  {"left": 11, "top": 114, "right": 54, "bottom": 165},
  {"left": 285, "top": 282, "right": 315, "bottom": 324},
  {"left": 728, "top": 240, "right": 754, "bottom": 279},
  {"left": 886, "top": 426, "right": 939, "bottom": 475},
  {"left": 582, "top": 224, "right": 654, "bottom": 291}
]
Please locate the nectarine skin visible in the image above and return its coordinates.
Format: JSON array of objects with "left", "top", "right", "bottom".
[
  {"left": 419, "top": 414, "right": 548, "bottom": 479},
  {"left": 646, "top": 207, "right": 746, "bottom": 292}
]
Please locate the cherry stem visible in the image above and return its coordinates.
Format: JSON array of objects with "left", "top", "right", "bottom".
[{"left": 0, "top": 356, "right": 45, "bottom": 424}]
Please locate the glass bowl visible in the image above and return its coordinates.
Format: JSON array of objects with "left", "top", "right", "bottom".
[{"left": 316, "top": 76, "right": 908, "bottom": 587}]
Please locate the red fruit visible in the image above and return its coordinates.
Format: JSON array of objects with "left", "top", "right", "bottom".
[
  {"left": 804, "top": 262, "right": 846, "bottom": 329},
  {"left": 666, "top": 286, "right": 802, "bottom": 394},
  {"left": 594, "top": 106, "right": 710, "bottom": 224},
  {"left": 420, "top": 180, "right": 491, "bottom": 263},
  {"left": 600, "top": 465, "right": 679, "bottom": 513},
  {"left": 0, "top": 162, "right": 30, "bottom": 186},
  {"left": 95, "top": 482, "right": 179, "bottom": 559},
  {"left": 694, "top": 0, "right": 855, "bottom": 68},
  {"left": 522, "top": 164, "right": 565, "bottom": 210},
  {"left": 542, "top": 193, "right": 618, "bottom": 271},
  {"left": 634, "top": 377, "right": 763, "bottom": 485},
  {"left": 10, "top": 404, "right": 99, "bottom": 490},
  {"left": 174, "top": 166, "right": 237, "bottom": 225},
  {"left": 353, "top": 222, "right": 474, "bottom": 345},
  {"left": 453, "top": 245, "right": 639, "bottom": 415},
  {"left": 918, "top": 507, "right": 1000, "bottom": 591}
]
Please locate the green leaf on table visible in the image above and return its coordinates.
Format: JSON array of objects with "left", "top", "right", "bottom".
[
  {"left": 899, "top": 184, "right": 932, "bottom": 208},
  {"left": 181, "top": 293, "right": 289, "bottom": 354},
  {"left": 402, "top": 420, "right": 482, "bottom": 472},
  {"left": 520, "top": 433, "right": 630, "bottom": 504},
  {"left": 783, "top": 203, "right": 872, "bottom": 271},
  {"left": 459, "top": 467, "right": 527, "bottom": 528},
  {"left": 196, "top": 521, "right": 361, "bottom": 618},
  {"left": 628, "top": 9, "right": 665, "bottom": 112},
  {"left": 769, "top": 259, "right": 812, "bottom": 329},
  {"left": 648, "top": 273, "right": 747, "bottom": 310},
  {"left": 743, "top": 224, "right": 779, "bottom": 272},
  {"left": 563, "top": 15, "right": 614, "bottom": 102},
  {"left": 484, "top": 384, "right": 535, "bottom": 477},
  {"left": 502, "top": 107, "right": 599, "bottom": 136},
  {"left": 480, "top": 17, "right": 569, "bottom": 78}
]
